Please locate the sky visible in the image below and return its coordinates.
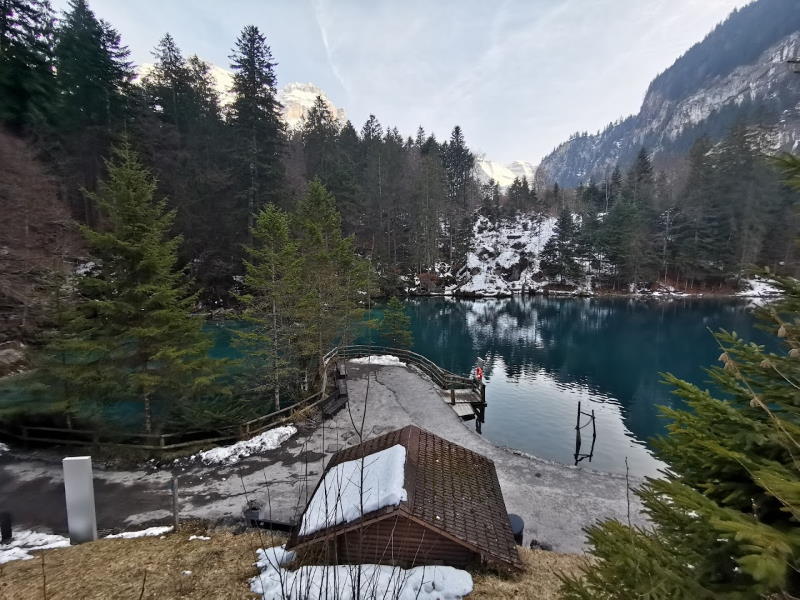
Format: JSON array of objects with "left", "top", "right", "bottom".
[{"left": 53, "top": 0, "right": 753, "bottom": 164}]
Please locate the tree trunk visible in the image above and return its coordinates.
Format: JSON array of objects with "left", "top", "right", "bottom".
[{"left": 272, "top": 294, "right": 280, "bottom": 411}]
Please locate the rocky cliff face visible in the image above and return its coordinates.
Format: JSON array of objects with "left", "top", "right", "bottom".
[{"left": 537, "top": 0, "right": 800, "bottom": 187}]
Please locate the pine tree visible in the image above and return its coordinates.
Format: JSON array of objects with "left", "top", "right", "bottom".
[
  {"left": 228, "top": 25, "right": 285, "bottom": 237},
  {"left": 237, "top": 204, "right": 299, "bottom": 410},
  {"left": 540, "top": 208, "right": 583, "bottom": 283},
  {"left": 379, "top": 296, "right": 413, "bottom": 348},
  {"left": 292, "top": 179, "right": 372, "bottom": 378},
  {"left": 442, "top": 125, "right": 475, "bottom": 263},
  {"left": 141, "top": 33, "right": 193, "bottom": 132},
  {"left": 137, "top": 34, "right": 231, "bottom": 303},
  {"left": 54, "top": 0, "right": 131, "bottom": 133},
  {"left": 0, "top": 0, "right": 55, "bottom": 132},
  {"left": 302, "top": 94, "right": 340, "bottom": 184},
  {"left": 53, "top": 0, "right": 133, "bottom": 221},
  {"left": 37, "top": 143, "right": 221, "bottom": 432}
]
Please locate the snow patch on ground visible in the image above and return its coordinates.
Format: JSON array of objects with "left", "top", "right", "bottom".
[
  {"left": 188, "top": 535, "right": 210, "bottom": 541},
  {"left": 737, "top": 276, "right": 781, "bottom": 298},
  {"left": 0, "top": 530, "right": 70, "bottom": 564},
  {"left": 300, "top": 444, "right": 407, "bottom": 536},
  {"left": 350, "top": 355, "right": 406, "bottom": 367},
  {"left": 106, "top": 526, "right": 173, "bottom": 539},
  {"left": 193, "top": 425, "right": 297, "bottom": 466},
  {"left": 251, "top": 545, "right": 472, "bottom": 600}
]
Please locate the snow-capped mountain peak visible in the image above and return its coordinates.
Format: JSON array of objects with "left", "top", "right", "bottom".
[
  {"left": 475, "top": 158, "right": 537, "bottom": 188},
  {"left": 276, "top": 82, "right": 347, "bottom": 130},
  {"left": 135, "top": 63, "right": 345, "bottom": 130}
]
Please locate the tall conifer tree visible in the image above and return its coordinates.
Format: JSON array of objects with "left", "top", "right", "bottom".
[
  {"left": 229, "top": 25, "right": 285, "bottom": 237},
  {"left": 237, "top": 204, "right": 298, "bottom": 410},
  {"left": 38, "top": 143, "right": 221, "bottom": 432},
  {"left": 0, "top": 0, "right": 55, "bottom": 132}
]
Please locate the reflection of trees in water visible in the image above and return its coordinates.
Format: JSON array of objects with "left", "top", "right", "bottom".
[{"left": 407, "top": 297, "right": 765, "bottom": 436}]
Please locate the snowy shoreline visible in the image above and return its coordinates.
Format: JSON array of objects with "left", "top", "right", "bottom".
[{"left": 406, "top": 288, "right": 779, "bottom": 301}]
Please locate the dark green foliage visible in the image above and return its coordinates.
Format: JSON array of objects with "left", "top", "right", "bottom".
[
  {"left": 54, "top": 0, "right": 131, "bottom": 133},
  {"left": 506, "top": 176, "right": 534, "bottom": 215},
  {"left": 237, "top": 204, "right": 298, "bottom": 410},
  {"left": 380, "top": 296, "right": 413, "bottom": 348},
  {"left": 36, "top": 143, "right": 223, "bottom": 432},
  {"left": 229, "top": 25, "right": 286, "bottom": 235},
  {"left": 52, "top": 0, "right": 133, "bottom": 221},
  {"left": 136, "top": 33, "right": 233, "bottom": 303},
  {"left": 561, "top": 147, "right": 800, "bottom": 596},
  {"left": 0, "top": 0, "right": 55, "bottom": 132},
  {"left": 292, "top": 179, "right": 373, "bottom": 375}
]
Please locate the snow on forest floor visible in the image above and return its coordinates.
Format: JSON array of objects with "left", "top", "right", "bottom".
[
  {"left": 350, "top": 355, "right": 407, "bottom": 367},
  {"left": 187, "top": 425, "right": 298, "bottom": 466},
  {"left": 0, "top": 530, "right": 70, "bottom": 564},
  {"left": 736, "top": 276, "right": 781, "bottom": 297},
  {"left": 456, "top": 214, "right": 558, "bottom": 296},
  {"left": 250, "top": 545, "right": 473, "bottom": 600},
  {"left": 0, "top": 526, "right": 181, "bottom": 564},
  {"left": 106, "top": 525, "right": 174, "bottom": 539}
]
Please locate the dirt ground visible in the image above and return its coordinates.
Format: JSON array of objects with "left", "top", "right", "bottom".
[{"left": 0, "top": 524, "right": 585, "bottom": 600}]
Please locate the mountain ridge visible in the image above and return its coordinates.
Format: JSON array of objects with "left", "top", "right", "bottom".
[{"left": 536, "top": 0, "right": 800, "bottom": 188}]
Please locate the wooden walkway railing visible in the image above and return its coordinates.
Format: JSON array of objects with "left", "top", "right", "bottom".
[
  {"left": 0, "top": 346, "right": 480, "bottom": 452},
  {"left": 326, "top": 345, "right": 482, "bottom": 396}
]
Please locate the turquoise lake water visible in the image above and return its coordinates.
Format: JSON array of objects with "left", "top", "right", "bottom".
[{"left": 355, "top": 296, "right": 769, "bottom": 476}]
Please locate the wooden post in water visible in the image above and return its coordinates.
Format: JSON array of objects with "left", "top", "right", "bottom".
[
  {"left": 574, "top": 402, "right": 582, "bottom": 465},
  {"left": 171, "top": 475, "right": 179, "bottom": 530}
]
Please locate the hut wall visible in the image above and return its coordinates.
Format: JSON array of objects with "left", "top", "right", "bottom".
[{"left": 335, "top": 516, "right": 476, "bottom": 568}]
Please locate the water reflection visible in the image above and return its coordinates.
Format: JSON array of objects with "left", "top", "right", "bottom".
[{"left": 400, "top": 296, "right": 768, "bottom": 476}]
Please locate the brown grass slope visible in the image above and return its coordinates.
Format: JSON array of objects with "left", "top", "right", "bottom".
[{"left": 0, "top": 525, "right": 583, "bottom": 600}]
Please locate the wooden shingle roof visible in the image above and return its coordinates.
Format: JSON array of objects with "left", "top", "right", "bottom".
[{"left": 289, "top": 424, "right": 522, "bottom": 569}]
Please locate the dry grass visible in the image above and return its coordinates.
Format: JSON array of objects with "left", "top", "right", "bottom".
[
  {"left": 471, "top": 548, "right": 587, "bottom": 599},
  {"left": 0, "top": 527, "right": 584, "bottom": 600},
  {"left": 0, "top": 523, "right": 281, "bottom": 600}
]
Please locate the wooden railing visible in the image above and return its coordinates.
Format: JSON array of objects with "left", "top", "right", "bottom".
[
  {"left": 326, "top": 345, "right": 482, "bottom": 396},
  {"left": 0, "top": 388, "right": 327, "bottom": 452},
  {"left": 0, "top": 346, "right": 479, "bottom": 452}
]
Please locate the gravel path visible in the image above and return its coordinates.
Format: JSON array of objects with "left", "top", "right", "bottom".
[{"left": 0, "top": 361, "right": 646, "bottom": 552}]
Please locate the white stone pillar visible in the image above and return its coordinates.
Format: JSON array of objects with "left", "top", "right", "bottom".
[{"left": 62, "top": 456, "right": 97, "bottom": 544}]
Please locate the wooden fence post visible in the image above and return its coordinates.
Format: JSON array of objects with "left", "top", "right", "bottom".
[{"left": 450, "top": 388, "right": 456, "bottom": 405}]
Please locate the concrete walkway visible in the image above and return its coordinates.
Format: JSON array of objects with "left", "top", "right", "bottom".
[{"left": 0, "top": 362, "right": 645, "bottom": 553}]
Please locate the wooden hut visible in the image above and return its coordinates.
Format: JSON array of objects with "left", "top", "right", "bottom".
[{"left": 287, "top": 425, "right": 522, "bottom": 571}]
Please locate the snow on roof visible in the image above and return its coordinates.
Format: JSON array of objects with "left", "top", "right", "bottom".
[{"left": 299, "top": 444, "right": 407, "bottom": 536}]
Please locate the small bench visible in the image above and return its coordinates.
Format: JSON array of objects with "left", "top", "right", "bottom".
[{"left": 322, "top": 374, "right": 349, "bottom": 417}]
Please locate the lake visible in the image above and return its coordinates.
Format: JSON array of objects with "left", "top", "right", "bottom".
[{"left": 359, "top": 296, "right": 769, "bottom": 477}]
